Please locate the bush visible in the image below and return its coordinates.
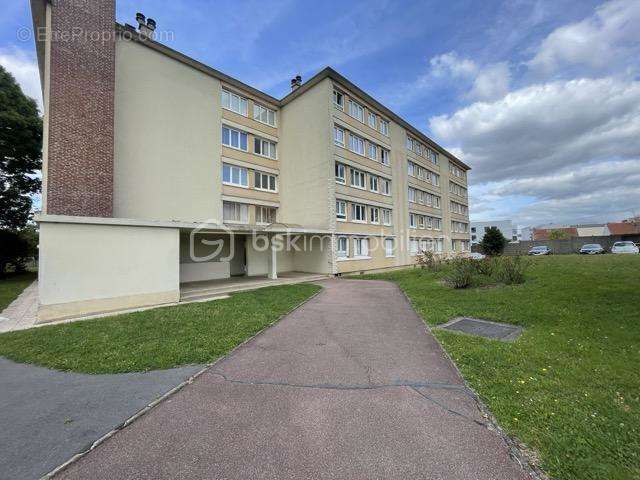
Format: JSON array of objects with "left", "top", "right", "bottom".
[
  {"left": 416, "top": 250, "right": 442, "bottom": 272},
  {"left": 444, "top": 257, "right": 476, "bottom": 288},
  {"left": 480, "top": 227, "right": 508, "bottom": 256},
  {"left": 0, "top": 227, "right": 37, "bottom": 276},
  {"left": 493, "top": 256, "right": 529, "bottom": 285},
  {"left": 473, "top": 257, "right": 494, "bottom": 276}
]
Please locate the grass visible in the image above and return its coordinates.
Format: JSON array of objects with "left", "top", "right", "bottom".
[
  {"left": 363, "top": 255, "right": 640, "bottom": 480},
  {"left": 0, "top": 283, "right": 320, "bottom": 374},
  {"left": 0, "top": 271, "right": 37, "bottom": 312}
]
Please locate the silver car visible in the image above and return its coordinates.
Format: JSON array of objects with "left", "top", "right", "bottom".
[
  {"left": 528, "top": 245, "right": 551, "bottom": 255},
  {"left": 579, "top": 244, "right": 605, "bottom": 255}
]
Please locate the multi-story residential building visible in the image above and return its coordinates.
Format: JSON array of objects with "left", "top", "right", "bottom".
[
  {"left": 470, "top": 220, "right": 517, "bottom": 244},
  {"left": 29, "top": 1, "right": 470, "bottom": 321}
]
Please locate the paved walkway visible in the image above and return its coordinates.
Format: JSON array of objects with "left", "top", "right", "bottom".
[
  {"left": 56, "top": 279, "right": 531, "bottom": 479},
  {"left": 0, "top": 358, "right": 203, "bottom": 480},
  {"left": 0, "top": 280, "right": 38, "bottom": 332}
]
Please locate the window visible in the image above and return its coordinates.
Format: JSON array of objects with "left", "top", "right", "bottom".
[
  {"left": 408, "top": 187, "right": 416, "bottom": 203},
  {"left": 352, "top": 203, "right": 366, "bottom": 222},
  {"left": 380, "top": 149, "right": 390, "bottom": 166},
  {"left": 385, "top": 238, "right": 394, "bottom": 257},
  {"left": 368, "top": 143, "right": 377, "bottom": 160},
  {"left": 406, "top": 137, "right": 413, "bottom": 150},
  {"left": 334, "top": 126, "right": 345, "bottom": 146},
  {"left": 256, "top": 206, "right": 276, "bottom": 224},
  {"left": 223, "top": 201, "right": 248, "bottom": 223},
  {"left": 418, "top": 215, "right": 425, "bottom": 229},
  {"left": 221, "top": 89, "right": 248, "bottom": 116},
  {"left": 379, "top": 119, "right": 389, "bottom": 136},
  {"left": 369, "top": 175, "right": 379, "bottom": 192},
  {"left": 350, "top": 168, "right": 366, "bottom": 189},
  {"left": 449, "top": 181, "right": 468, "bottom": 198},
  {"left": 222, "top": 126, "right": 248, "bottom": 151},
  {"left": 408, "top": 161, "right": 415, "bottom": 177},
  {"left": 433, "top": 217, "right": 442, "bottom": 230},
  {"left": 382, "top": 209, "right": 392, "bottom": 225},
  {"left": 370, "top": 207, "right": 380, "bottom": 224},
  {"left": 336, "top": 200, "right": 347, "bottom": 220},
  {"left": 349, "top": 134, "right": 365, "bottom": 155},
  {"left": 337, "top": 236, "right": 348, "bottom": 258},
  {"left": 335, "top": 163, "right": 346, "bottom": 183},
  {"left": 449, "top": 162, "right": 465, "bottom": 179},
  {"left": 409, "top": 213, "right": 417, "bottom": 228},
  {"left": 333, "top": 90, "right": 344, "bottom": 110},
  {"left": 450, "top": 201, "right": 468, "bottom": 215},
  {"left": 255, "top": 171, "right": 277, "bottom": 192},
  {"left": 381, "top": 178, "right": 391, "bottom": 196},
  {"left": 452, "top": 221, "right": 469, "bottom": 233},
  {"left": 368, "top": 112, "right": 376, "bottom": 129},
  {"left": 254, "top": 138, "right": 277, "bottom": 159},
  {"left": 354, "top": 237, "right": 369, "bottom": 257},
  {"left": 426, "top": 148, "right": 438, "bottom": 165},
  {"left": 348, "top": 100, "right": 364, "bottom": 122},
  {"left": 434, "top": 238, "right": 443, "bottom": 253},
  {"left": 253, "top": 104, "right": 276, "bottom": 126},
  {"left": 410, "top": 239, "right": 419, "bottom": 255},
  {"left": 222, "top": 163, "right": 248, "bottom": 187}
]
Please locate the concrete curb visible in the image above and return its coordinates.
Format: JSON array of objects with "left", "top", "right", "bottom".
[{"left": 41, "top": 283, "right": 325, "bottom": 479}]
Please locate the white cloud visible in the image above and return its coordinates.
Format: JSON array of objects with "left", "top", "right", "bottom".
[
  {"left": 468, "top": 62, "right": 511, "bottom": 102},
  {"left": 0, "top": 47, "right": 42, "bottom": 112},
  {"left": 430, "top": 77, "right": 640, "bottom": 183},
  {"left": 528, "top": 0, "right": 640, "bottom": 75},
  {"left": 430, "top": 52, "right": 477, "bottom": 79}
]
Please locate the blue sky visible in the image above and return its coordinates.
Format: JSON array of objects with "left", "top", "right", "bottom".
[{"left": 1, "top": 0, "right": 639, "bottom": 227}]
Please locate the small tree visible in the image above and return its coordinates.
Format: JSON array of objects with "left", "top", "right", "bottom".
[{"left": 480, "top": 227, "right": 508, "bottom": 256}]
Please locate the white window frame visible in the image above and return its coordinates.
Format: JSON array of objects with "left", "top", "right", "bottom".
[
  {"left": 255, "top": 171, "right": 277, "bottom": 192},
  {"left": 381, "top": 178, "right": 391, "bottom": 196},
  {"left": 385, "top": 238, "right": 394, "bottom": 257},
  {"left": 335, "top": 163, "right": 346, "bottom": 184},
  {"left": 222, "top": 163, "right": 248, "bottom": 188},
  {"left": 382, "top": 209, "right": 392, "bottom": 226},
  {"left": 408, "top": 187, "right": 416, "bottom": 203},
  {"left": 223, "top": 201, "right": 248, "bottom": 224},
  {"left": 350, "top": 168, "right": 366, "bottom": 189},
  {"left": 336, "top": 236, "right": 349, "bottom": 259},
  {"left": 367, "top": 143, "right": 377, "bottom": 160},
  {"left": 333, "top": 90, "right": 344, "bottom": 110},
  {"left": 368, "top": 111, "right": 376, "bottom": 129},
  {"left": 349, "top": 133, "right": 365, "bottom": 156},
  {"left": 379, "top": 119, "right": 389, "bottom": 136},
  {"left": 336, "top": 200, "right": 347, "bottom": 221},
  {"left": 222, "top": 125, "right": 248, "bottom": 152},
  {"left": 351, "top": 203, "right": 367, "bottom": 223},
  {"left": 348, "top": 100, "right": 364, "bottom": 122},
  {"left": 256, "top": 206, "right": 277, "bottom": 225},
  {"left": 370, "top": 207, "right": 380, "bottom": 224},
  {"left": 253, "top": 103, "right": 276, "bottom": 127},
  {"left": 334, "top": 126, "right": 345, "bottom": 146},
  {"left": 409, "top": 213, "right": 417, "bottom": 228},
  {"left": 254, "top": 137, "right": 277, "bottom": 159},
  {"left": 410, "top": 239, "right": 419, "bottom": 255},
  {"left": 353, "top": 237, "right": 369, "bottom": 257},
  {"left": 380, "top": 149, "right": 390, "bottom": 166},
  {"left": 221, "top": 89, "right": 248, "bottom": 116},
  {"left": 369, "top": 175, "right": 379, "bottom": 193}
]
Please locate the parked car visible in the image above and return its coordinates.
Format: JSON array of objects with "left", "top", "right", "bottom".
[
  {"left": 528, "top": 245, "right": 551, "bottom": 256},
  {"left": 611, "top": 241, "right": 640, "bottom": 254},
  {"left": 579, "top": 243, "right": 605, "bottom": 255}
]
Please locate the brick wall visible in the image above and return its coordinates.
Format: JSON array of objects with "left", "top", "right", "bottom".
[{"left": 46, "top": 0, "right": 116, "bottom": 217}]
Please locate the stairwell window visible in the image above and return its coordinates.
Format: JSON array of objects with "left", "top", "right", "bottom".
[
  {"left": 333, "top": 90, "right": 344, "bottom": 110},
  {"left": 254, "top": 138, "right": 277, "bottom": 159},
  {"left": 337, "top": 236, "right": 349, "bottom": 258},
  {"left": 255, "top": 171, "right": 277, "bottom": 192},
  {"left": 222, "top": 163, "right": 248, "bottom": 187},
  {"left": 348, "top": 100, "right": 364, "bottom": 122},
  {"left": 253, "top": 104, "right": 276, "bottom": 127},
  {"left": 409, "top": 213, "right": 417, "bottom": 228},
  {"left": 221, "top": 89, "right": 248, "bottom": 116},
  {"left": 223, "top": 201, "right": 248, "bottom": 224},
  {"left": 335, "top": 163, "right": 346, "bottom": 183},
  {"left": 222, "top": 126, "right": 248, "bottom": 151},
  {"left": 334, "top": 126, "right": 345, "bottom": 146}
]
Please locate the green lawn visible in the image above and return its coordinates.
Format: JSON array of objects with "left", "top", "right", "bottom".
[
  {"left": 0, "top": 283, "right": 320, "bottom": 374},
  {"left": 364, "top": 255, "right": 640, "bottom": 480},
  {"left": 0, "top": 272, "right": 37, "bottom": 312}
]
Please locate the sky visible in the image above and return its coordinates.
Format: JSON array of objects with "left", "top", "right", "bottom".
[{"left": 1, "top": 0, "right": 639, "bottom": 228}]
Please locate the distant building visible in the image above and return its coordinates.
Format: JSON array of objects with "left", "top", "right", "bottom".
[
  {"left": 576, "top": 224, "right": 609, "bottom": 237},
  {"left": 518, "top": 226, "right": 533, "bottom": 241},
  {"left": 607, "top": 222, "right": 640, "bottom": 237},
  {"left": 471, "top": 220, "right": 518, "bottom": 244},
  {"left": 533, "top": 227, "right": 578, "bottom": 241}
]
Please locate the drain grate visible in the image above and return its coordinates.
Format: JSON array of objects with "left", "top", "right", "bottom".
[{"left": 438, "top": 317, "right": 522, "bottom": 341}]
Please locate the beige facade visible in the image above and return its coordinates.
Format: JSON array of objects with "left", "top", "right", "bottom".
[{"left": 31, "top": 5, "right": 470, "bottom": 320}]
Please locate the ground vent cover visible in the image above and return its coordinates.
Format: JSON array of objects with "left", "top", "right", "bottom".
[{"left": 437, "top": 317, "right": 523, "bottom": 341}]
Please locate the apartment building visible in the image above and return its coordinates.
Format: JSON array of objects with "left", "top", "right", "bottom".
[{"left": 29, "top": 0, "right": 470, "bottom": 321}]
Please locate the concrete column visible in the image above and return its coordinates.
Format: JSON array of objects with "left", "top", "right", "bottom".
[{"left": 268, "top": 234, "right": 278, "bottom": 280}]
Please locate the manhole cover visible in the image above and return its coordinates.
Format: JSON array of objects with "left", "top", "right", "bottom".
[{"left": 438, "top": 317, "right": 522, "bottom": 341}]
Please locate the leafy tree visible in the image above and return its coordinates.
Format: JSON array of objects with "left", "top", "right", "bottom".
[
  {"left": 0, "top": 64, "right": 42, "bottom": 230},
  {"left": 549, "top": 229, "right": 569, "bottom": 240},
  {"left": 480, "top": 226, "right": 508, "bottom": 256},
  {"left": 0, "top": 228, "right": 37, "bottom": 275}
]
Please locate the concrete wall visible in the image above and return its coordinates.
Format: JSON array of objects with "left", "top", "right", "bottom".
[
  {"left": 278, "top": 78, "right": 333, "bottom": 229},
  {"left": 113, "top": 39, "right": 221, "bottom": 222},
  {"left": 38, "top": 222, "right": 180, "bottom": 321}
]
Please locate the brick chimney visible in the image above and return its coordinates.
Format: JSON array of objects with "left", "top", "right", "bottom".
[{"left": 45, "top": 0, "right": 116, "bottom": 217}]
